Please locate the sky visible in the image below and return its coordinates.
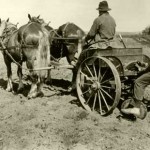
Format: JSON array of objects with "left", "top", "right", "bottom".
[{"left": 0, "top": 0, "right": 150, "bottom": 32}]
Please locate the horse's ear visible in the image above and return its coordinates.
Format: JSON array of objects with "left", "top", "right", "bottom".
[
  {"left": 47, "top": 21, "right": 51, "bottom": 26},
  {"left": 6, "top": 18, "right": 9, "bottom": 22},
  {"left": 37, "top": 15, "right": 40, "bottom": 19},
  {"left": 28, "top": 14, "right": 31, "bottom": 20},
  {"left": 16, "top": 22, "right": 19, "bottom": 27}
]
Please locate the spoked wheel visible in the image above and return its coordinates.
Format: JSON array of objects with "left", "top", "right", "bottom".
[{"left": 76, "top": 56, "right": 121, "bottom": 116}]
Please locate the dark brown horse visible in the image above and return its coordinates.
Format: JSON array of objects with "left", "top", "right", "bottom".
[
  {"left": 0, "top": 17, "right": 50, "bottom": 98},
  {"left": 47, "top": 22, "right": 86, "bottom": 90},
  {"left": 0, "top": 19, "right": 23, "bottom": 93},
  {"left": 50, "top": 22, "right": 85, "bottom": 64}
]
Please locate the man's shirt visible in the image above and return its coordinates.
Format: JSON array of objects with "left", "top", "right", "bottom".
[{"left": 87, "top": 12, "right": 116, "bottom": 40}]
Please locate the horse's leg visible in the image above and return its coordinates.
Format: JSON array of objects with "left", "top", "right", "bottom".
[
  {"left": 17, "top": 63, "right": 24, "bottom": 93},
  {"left": 45, "top": 70, "right": 52, "bottom": 85},
  {"left": 37, "top": 77, "right": 44, "bottom": 97},
  {"left": 66, "top": 52, "right": 77, "bottom": 92},
  {"left": 26, "top": 60, "right": 38, "bottom": 99},
  {"left": 4, "top": 59, "right": 13, "bottom": 92},
  {"left": 45, "top": 70, "right": 56, "bottom": 91}
]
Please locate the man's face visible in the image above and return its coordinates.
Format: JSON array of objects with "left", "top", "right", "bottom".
[{"left": 99, "top": 10, "right": 102, "bottom": 15}]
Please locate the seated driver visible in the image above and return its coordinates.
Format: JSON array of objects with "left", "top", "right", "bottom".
[{"left": 85, "top": 1, "right": 116, "bottom": 49}]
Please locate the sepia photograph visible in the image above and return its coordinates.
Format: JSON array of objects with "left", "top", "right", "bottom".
[{"left": 0, "top": 0, "right": 150, "bottom": 149}]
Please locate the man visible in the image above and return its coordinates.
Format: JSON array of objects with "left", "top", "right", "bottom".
[
  {"left": 121, "top": 61, "right": 150, "bottom": 119},
  {"left": 85, "top": 1, "right": 116, "bottom": 48},
  {"left": 68, "top": 1, "right": 116, "bottom": 92}
]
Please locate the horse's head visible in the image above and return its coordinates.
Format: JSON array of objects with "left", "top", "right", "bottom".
[
  {"left": 28, "top": 14, "right": 45, "bottom": 24},
  {"left": 0, "top": 18, "right": 18, "bottom": 40},
  {"left": 0, "top": 18, "right": 10, "bottom": 37}
]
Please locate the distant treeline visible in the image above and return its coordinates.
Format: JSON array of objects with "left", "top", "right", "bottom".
[{"left": 142, "top": 25, "right": 150, "bottom": 35}]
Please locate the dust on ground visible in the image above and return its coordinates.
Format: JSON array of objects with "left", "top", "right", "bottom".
[{"left": 0, "top": 36, "right": 150, "bottom": 150}]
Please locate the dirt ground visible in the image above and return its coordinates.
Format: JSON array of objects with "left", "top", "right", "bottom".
[{"left": 0, "top": 37, "right": 150, "bottom": 150}]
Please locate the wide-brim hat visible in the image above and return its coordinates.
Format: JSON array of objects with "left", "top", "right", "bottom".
[{"left": 96, "top": 1, "right": 111, "bottom": 11}]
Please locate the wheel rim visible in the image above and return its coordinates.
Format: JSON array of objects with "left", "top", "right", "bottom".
[{"left": 76, "top": 56, "right": 121, "bottom": 116}]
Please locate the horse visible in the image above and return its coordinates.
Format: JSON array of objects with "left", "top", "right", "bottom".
[
  {"left": 0, "top": 18, "right": 24, "bottom": 93},
  {"left": 50, "top": 22, "right": 85, "bottom": 64},
  {"left": 24, "top": 15, "right": 86, "bottom": 91},
  {"left": 47, "top": 22, "right": 86, "bottom": 91},
  {"left": 0, "top": 17, "right": 50, "bottom": 98}
]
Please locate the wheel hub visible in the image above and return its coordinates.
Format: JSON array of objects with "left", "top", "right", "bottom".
[{"left": 91, "top": 81, "right": 100, "bottom": 91}]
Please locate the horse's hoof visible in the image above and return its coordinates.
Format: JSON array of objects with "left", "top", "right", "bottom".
[
  {"left": 45, "top": 78, "right": 52, "bottom": 85},
  {"left": 27, "top": 91, "right": 44, "bottom": 99},
  {"left": 12, "top": 91, "right": 17, "bottom": 95},
  {"left": 17, "top": 84, "right": 24, "bottom": 93},
  {"left": 37, "top": 91, "right": 44, "bottom": 97},
  {"left": 67, "top": 84, "right": 76, "bottom": 92},
  {"left": 27, "top": 93, "right": 36, "bottom": 99},
  {"left": 17, "top": 87, "right": 24, "bottom": 93},
  {"left": 67, "top": 87, "right": 75, "bottom": 92},
  {"left": 6, "top": 88, "right": 13, "bottom": 92},
  {"left": 49, "top": 86, "right": 56, "bottom": 91}
]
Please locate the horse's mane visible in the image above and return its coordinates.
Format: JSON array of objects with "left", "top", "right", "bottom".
[
  {"left": 7, "top": 22, "right": 18, "bottom": 30},
  {"left": 28, "top": 16, "right": 45, "bottom": 24}
]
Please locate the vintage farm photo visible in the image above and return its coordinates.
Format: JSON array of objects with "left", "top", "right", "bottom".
[{"left": 0, "top": 0, "right": 150, "bottom": 149}]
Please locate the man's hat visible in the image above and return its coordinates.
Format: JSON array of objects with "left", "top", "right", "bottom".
[{"left": 96, "top": 1, "right": 111, "bottom": 11}]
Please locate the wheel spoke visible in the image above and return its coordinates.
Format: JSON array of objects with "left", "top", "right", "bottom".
[
  {"left": 80, "top": 71, "right": 93, "bottom": 82},
  {"left": 81, "top": 88, "right": 91, "bottom": 96},
  {"left": 100, "top": 68, "right": 108, "bottom": 82},
  {"left": 98, "top": 91, "right": 103, "bottom": 114},
  {"left": 92, "top": 93, "right": 97, "bottom": 111},
  {"left": 85, "top": 63, "right": 94, "bottom": 78},
  {"left": 93, "top": 63, "right": 97, "bottom": 79},
  {"left": 101, "top": 77, "right": 114, "bottom": 85},
  {"left": 98, "top": 60, "right": 102, "bottom": 81},
  {"left": 99, "top": 89, "right": 110, "bottom": 110},
  {"left": 100, "top": 88, "right": 113, "bottom": 100},
  {"left": 85, "top": 91, "right": 94, "bottom": 105},
  {"left": 101, "top": 85, "right": 112, "bottom": 89},
  {"left": 81, "top": 89, "right": 91, "bottom": 96}
]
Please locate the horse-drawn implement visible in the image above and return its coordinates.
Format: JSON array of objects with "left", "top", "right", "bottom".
[
  {"left": 0, "top": 16, "right": 149, "bottom": 118},
  {"left": 75, "top": 45, "right": 150, "bottom": 116}
]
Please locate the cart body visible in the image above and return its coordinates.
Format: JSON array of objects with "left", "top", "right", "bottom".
[{"left": 76, "top": 47, "right": 150, "bottom": 116}]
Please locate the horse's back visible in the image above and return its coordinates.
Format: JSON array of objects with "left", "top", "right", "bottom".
[{"left": 57, "top": 23, "right": 85, "bottom": 37}]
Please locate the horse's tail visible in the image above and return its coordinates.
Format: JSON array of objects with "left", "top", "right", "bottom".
[{"left": 36, "top": 31, "right": 50, "bottom": 79}]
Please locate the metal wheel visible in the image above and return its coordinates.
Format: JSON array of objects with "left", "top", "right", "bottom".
[{"left": 76, "top": 56, "right": 121, "bottom": 116}]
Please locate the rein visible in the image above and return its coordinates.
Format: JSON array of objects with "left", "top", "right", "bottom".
[
  {"left": 0, "top": 23, "right": 39, "bottom": 71},
  {"left": 0, "top": 38, "right": 28, "bottom": 71},
  {"left": 0, "top": 39, "right": 57, "bottom": 72},
  {"left": 49, "top": 29, "right": 64, "bottom": 62},
  {"left": 62, "top": 22, "right": 70, "bottom": 37}
]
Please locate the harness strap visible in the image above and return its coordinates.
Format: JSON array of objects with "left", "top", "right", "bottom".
[
  {"left": 62, "top": 22, "right": 70, "bottom": 37},
  {"left": 19, "top": 22, "right": 32, "bottom": 46}
]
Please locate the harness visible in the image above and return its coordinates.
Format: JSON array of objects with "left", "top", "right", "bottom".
[
  {"left": 50, "top": 22, "right": 82, "bottom": 62},
  {"left": 0, "top": 22, "right": 40, "bottom": 69}
]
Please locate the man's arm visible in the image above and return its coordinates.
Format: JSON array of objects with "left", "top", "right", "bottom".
[{"left": 85, "top": 18, "right": 99, "bottom": 42}]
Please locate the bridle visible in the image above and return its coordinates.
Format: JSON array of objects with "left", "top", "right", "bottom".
[{"left": 0, "top": 22, "right": 17, "bottom": 41}]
